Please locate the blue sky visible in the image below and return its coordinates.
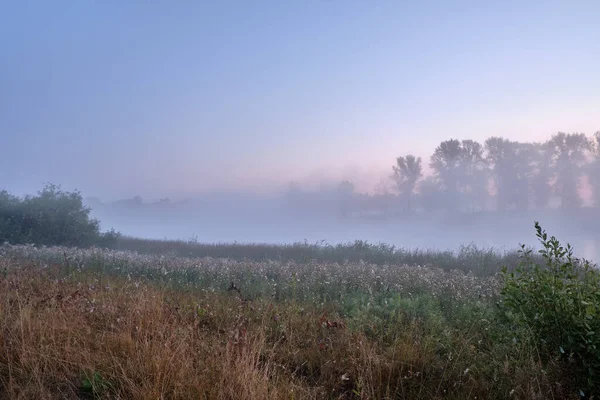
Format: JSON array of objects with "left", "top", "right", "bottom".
[{"left": 1, "top": 0, "right": 599, "bottom": 200}]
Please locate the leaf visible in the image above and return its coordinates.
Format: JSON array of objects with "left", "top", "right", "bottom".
[{"left": 585, "top": 306, "right": 596, "bottom": 319}]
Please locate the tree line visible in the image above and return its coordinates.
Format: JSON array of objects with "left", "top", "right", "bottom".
[
  {"left": 325, "top": 131, "right": 600, "bottom": 217},
  {"left": 393, "top": 131, "right": 600, "bottom": 213}
]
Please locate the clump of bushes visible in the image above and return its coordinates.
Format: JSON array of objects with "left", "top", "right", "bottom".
[
  {"left": 0, "top": 184, "right": 119, "bottom": 248},
  {"left": 500, "top": 222, "right": 600, "bottom": 396}
]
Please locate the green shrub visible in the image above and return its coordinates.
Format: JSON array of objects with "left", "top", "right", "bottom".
[
  {"left": 96, "top": 228, "right": 121, "bottom": 249},
  {"left": 0, "top": 184, "right": 116, "bottom": 248},
  {"left": 500, "top": 222, "right": 600, "bottom": 396}
]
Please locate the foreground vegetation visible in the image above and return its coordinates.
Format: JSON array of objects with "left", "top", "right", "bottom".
[
  {"left": 1, "top": 223, "right": 599, "bottom": 399},
  {"left": 2, "top": 185, "right": 599, "bottom": 398}
]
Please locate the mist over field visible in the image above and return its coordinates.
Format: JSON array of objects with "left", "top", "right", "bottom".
[
  {"left": 85, "top": 189, "right": 600, "bottom": 262},
  {"left": 2, "top": 1, "right": 599, "bottom": 264}
]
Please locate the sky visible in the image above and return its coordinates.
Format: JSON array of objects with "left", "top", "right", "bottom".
[{"left": 1, "top": 0, "right": 599, "bottom": 200}]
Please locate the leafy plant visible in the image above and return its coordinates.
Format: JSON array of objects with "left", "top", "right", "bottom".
[{"left": 500, "top": 221, "right": 600, "bottom": 395}]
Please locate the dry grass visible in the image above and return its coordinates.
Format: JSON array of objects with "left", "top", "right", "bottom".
[{"left": 0, "top": 258, "right": 573, "bottom": 399}]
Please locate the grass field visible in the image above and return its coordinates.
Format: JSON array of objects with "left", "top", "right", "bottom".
[
  {"left": 0, "top": 242, "right": 583, "bottom": 399},
  {"left": 113, "top": 236, "right": 531, "bottom": 277}
]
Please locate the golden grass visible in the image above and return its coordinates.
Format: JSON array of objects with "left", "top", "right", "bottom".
[{"left": 0, "top": 260, "right": 572, "bottom": 399}]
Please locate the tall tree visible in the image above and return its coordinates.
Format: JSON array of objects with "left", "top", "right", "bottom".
[
  {"left": 430, "top": 139, "right": 487, "bottom": 212},
  {"left": 588, "top": 131, "right": 600, "bottom": 207},
  {"left": 485, "top": 138, "right": 534, "bottom": 211},
  {"left": 430, "top": 139, "right": 463, "bottom": 211},
  {"left": 459, "top": 139, "right": 488, "bottom": 212},
  {"left": 547, "top": 132, "right": 590, "bottom": 209},
  {"left": 392, "top": 155, "right": 422, "bottom": 213},
  {"left": 530, "top": 141, "right": 553, "bottom": 209}
]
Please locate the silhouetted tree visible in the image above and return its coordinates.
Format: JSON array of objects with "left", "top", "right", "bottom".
[
  {"left": 485, "top": 138, "right": 534, "bottom": 211},
  {"left": 588, "top": 131, "right": 600, "bottom": 207},
  {"left": 392, "top": 155, "right": 422, "bottom": 213},
  {"left": 430, "top": 139, "right": 463, "bottom": 211},
  {"left": 459, "top": 139, "right": 488, "bottom": 212},
  {"left": 547, "top": 132, "right": 590, "bottom": 209},
  {"left": 430, "top": 139, "right": 487, "bottom": 212},
  {"left": 486, "top": 137, "right": 515, "bottom": 210},
  {"left": 530, "top": 141, "right": 553, "bottom": 209}
]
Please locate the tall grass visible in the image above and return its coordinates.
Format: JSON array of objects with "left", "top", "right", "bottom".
[
  {"left": 0, "top": 256, "right": 569, "bottom": 399},
  {"left": 1, "top": 240, "right": 583, "bottom": 398},
  {"left": 114, "top": 236, "right": 529, "bottom": 276},
  {"left": 0, "top": 243, "right": 501, "bottom": 305}
]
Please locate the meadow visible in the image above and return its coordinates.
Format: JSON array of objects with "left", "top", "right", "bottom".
[{"left": 1, "top": 230, "right": 595, "bottom": 399}]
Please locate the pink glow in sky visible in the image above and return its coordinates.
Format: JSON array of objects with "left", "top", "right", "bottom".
[{"left": 1, "top": 1, "right": 599, "bottom": 200}]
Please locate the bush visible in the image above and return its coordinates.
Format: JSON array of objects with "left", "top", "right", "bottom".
[
  {"left": 96, "top": 229, "right": 122, "bottom": 249},
  {"left": 500, "top": 222, "right": 600, "bottom": 396},
  {"left": 0, "top": 184, "right": 116, "bottom": 248}
]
